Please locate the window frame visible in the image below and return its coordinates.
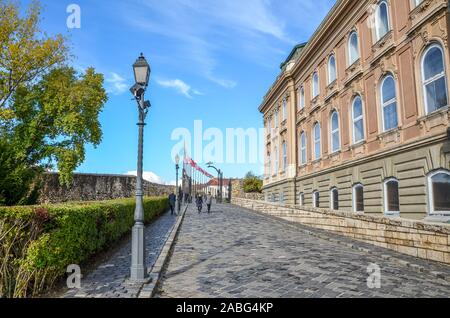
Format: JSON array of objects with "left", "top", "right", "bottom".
[
  {"left": 348, "top": 31, "right": 360, "bottom": 66},
  {"left": 282, "top": 141, "right": 287, "bottom": 172},
  {"left": 330, "top": 187, "right": 339, "bottom": 210},
  {"left": 427, "top": 170, "right": 450, "bottom": 215},
  {"left": 380, "top": 74, "right": 399, "bottom": 132},
  {"left": 312, "top": 71, "right": 320, "bottom": 99},
  {"left": 383, "top": 178, "right": 400, "bottom": 216},
  {"left": 299, "top": 131, "right": 307, "bottom": 166},
  {"left": 353, "top": 183, "right": 365, "bottom": 213},
  {"left": 375, "top": 0, "right": 391, "bottom": 42},
  {"left": 330, "top": 110, "right": 341, "bottom": 153},
  {"left": 313, "top": 122, "right": 321, "bottom": 161},
  {"left": 313, "top": 190, "right": 320, "bottom": 208},
  {"left": 298, "top": 86, "right": 305, "bottom": 110},
  {"left": 351, "top": 95, "right": 365, "bottom": 144},
  {"left": 299, "top": 192, "right": 305, "bottom": 206},
  {"left": 328, "top": 54, "right": 337, "bottom": 84},
  {"left": 421, "top": 43, "right": 449, "bottom": 115}
]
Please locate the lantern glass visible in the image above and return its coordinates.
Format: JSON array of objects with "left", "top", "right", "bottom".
[{"left": 133, "top": 54, "right": 150, "bottom": 86}]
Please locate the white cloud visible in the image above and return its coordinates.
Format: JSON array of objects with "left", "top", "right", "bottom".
[
  {"left": 121, "top": 0, "right": 334, "bottom": 87},
  {"left": 126, "top": 171, "right": 183, "bottom": 188},
  {"left": 126, "top": 171, "right": 166, "bottom": 184},
  {"left": 156, "top": 78, "right": 203, "bottom": 98},
  {"left": 106, "top": 72, "right": 128, "bottom": 95}
]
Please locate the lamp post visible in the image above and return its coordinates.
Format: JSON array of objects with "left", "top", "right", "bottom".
[
  {"left": 206, "top": 162, "right": 223, "bottom": 203},
  {"left": 130, "top": 53, "right": 151, "bottom": 282},
  {"left": 175, "top": 154, "right": 181, "bottom": 213}
]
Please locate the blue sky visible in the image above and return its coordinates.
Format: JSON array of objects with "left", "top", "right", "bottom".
[{"left": 33, "top": 0, "right": 335, "bottom": 184}]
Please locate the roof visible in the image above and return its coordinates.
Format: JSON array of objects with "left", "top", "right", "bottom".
[
  {"left": 259, "top": 0, "right": 344, "bottom": 113},
  {"left": 207, "top": 178, "right": 232, "bottom": 186},
  {"left": 279, "top": 42, "right": 308, "bottom": 70}
]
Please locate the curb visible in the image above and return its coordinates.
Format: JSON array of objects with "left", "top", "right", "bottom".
[
  {"left": 138, "top": 204, "right": 188, "bottom": 298},
  {"left": 237, "top": 205, "right": 450, "bottom": 283}
]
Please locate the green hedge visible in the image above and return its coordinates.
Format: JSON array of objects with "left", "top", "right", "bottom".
[{"left": 0, "top": 197, "right": 168, "bottom": 298}]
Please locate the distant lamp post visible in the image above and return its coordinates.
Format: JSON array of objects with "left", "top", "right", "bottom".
[
  {"left": 130, "top": 53, "right": 151, "bottom": 282},
  {"left": 175, "top": 154, "right": 181, "bottom": 213},
  {"left": 206, "top": 162, "right": 223, "bottom": 203}
]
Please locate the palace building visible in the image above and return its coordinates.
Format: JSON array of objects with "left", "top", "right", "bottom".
[{"left": 260, "top": 0, "right": 450, "bottom": 220}]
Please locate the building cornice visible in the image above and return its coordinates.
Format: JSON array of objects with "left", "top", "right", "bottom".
[{"left": 259, "top": 0, "right": 370, "bottom": 114}]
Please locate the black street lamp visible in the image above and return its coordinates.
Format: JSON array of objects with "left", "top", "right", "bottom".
[
  {"left": 130, "top": 53, "right": 151, "bottom": 282},
  {"left": 206, "top": 162, "right": 223, "bottom": 203},
  {"left": 175, "top": 154, "right": 181, "bottom": 213}
]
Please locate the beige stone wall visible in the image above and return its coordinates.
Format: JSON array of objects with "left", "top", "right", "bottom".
[
  {"left": 232, "top": 197, "right": 450, "bottom": 265},
  {"left": 264, "top": 138, "right": 449, "bottom": 219},
  {"left": 231, "top": 179, "right": 265, "bottom": 201},
  {"left": 38, "top": 173, "right": 173, "bottom": 204}
]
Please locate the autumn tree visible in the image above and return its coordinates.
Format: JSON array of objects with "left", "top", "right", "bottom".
[
  {"left": 0, "top": 0, "right": 107, "bottom": 205},
  {"left": 243, "top": 171, "right": 263, "bottom": 193}
]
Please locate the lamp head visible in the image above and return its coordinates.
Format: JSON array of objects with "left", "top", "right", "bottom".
[{"left": 133, "top": 53, "right": 151, "bottom": 87}]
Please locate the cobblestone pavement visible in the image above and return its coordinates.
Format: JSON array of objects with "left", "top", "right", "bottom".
[
  {"left": 63, "top": 211, "right": 177, "bottom": 298},
  {"left": 156, "top": 204, "right": 450, "bottom": 298}
]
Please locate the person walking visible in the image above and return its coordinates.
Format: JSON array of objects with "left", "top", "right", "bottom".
[
  {"left": 168, "top": 192, "right": 176, "bottom": 215},
  {"left": 196, "top": 194, "right": 203, "bottom": 213},
  {"left": 206, "top": 192, "right": 213, "bottom": 214}
]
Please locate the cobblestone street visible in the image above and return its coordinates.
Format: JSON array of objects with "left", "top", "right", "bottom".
[
  {"left": 62, "top": 211, "right": 177, "bottom": 298},
  {"left": 156, "top": 204, "right": 450, "bottom": 298}
]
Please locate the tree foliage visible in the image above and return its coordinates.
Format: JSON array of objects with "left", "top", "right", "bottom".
[
  {"left": 243, "top": 171, "right": 263, "bottom": 193},
  {"left": 0, "top": 1, "right": 107, "bottom": 205}
]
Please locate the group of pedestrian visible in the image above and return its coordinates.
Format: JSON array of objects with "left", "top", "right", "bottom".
[
  {"left": 168, "top": 191, "right": 213, "bottom": 215},
  {"left": 195, "top": 192, "right": 213, "bottom": 214}
]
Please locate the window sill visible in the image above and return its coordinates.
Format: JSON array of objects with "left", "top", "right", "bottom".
[
  {"left": 417, "top": 106, "right": 449, "bottom": 122},
  {"left": 378, "top": 127, "right": 401, "bottom": 140},
  {"left": 349, "top": 140, "right": 366, "bottom": 150},
  {"left": 385, "top": 212, "right": 401, "bottom": 217}
]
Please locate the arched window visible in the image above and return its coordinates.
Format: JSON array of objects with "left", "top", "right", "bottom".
[
  {"left": 282, "top": 99, "right": 287, "bottom": 121},
  {"left": 282, "top": 141, "right": 287, "bottom": 172},
  {"left": 274, "top": 145, "right": 279, "bottom": 173},
  {"left": 422, "top": 43, "right": 448, "bottom": 114},
  {"left": 298, "top": 86, "right": 305, "bottom": 110},
  {"left": 348, "top": 31, "right": 360, "bottom": 65},
  {"left": 299, "top": 192, "right": 305, "bottom": 206},
  {"left": 274, "top": 110, "right": 279, "bottom": 128},
  {"left": 353, "top": 184, "right": 364, "bottom": 213},
  {"left": 375, "top": 1, "right": 390, "bottom": 41},
  {"left": 299, "top": 131, "right": 307, "bottom": 165},
  {"left": 330, "top": 110, "right": 340, "bottom": 153},
  {"left": 428, "top": 170, "right": 450, "bottom": 215},
  {"left": 384, "top": 178, "right": 400, "bottom": 215},
  {"left": 313, "top": 190, "right": 320, "bottom": 208},
  {"left": 381, "top": 74, "right": 398, "bottom": 131},
  {"left": 313, "top": 122, "right": 321, "bottom": 160},
  {"left": 312, "top": 71, "right": 320, "bottom": 98},
  {"left": 328, "top": 54, "right": 337, "bottom": 84},
  {"left": 331, "top": 187, "right": 339, "bottom": 210},
  {"left": 352, "top": 95, "right": 365, "bottom": 143}
]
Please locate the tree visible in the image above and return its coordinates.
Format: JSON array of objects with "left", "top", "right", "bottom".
[
  {"left": 243, "top": 171, "right": 263, "bottom": 193},
  {"left": 0, "top": 1, "right": 107, "bottom": 205}
]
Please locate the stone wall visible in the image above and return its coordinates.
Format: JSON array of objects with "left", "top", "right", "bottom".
[
  {"left": 263, "top": 139, "right": 450, "bottom": 220},
  {"left": 231, "top": 179, "right": 264, "bottom": 201},
  {"left": 38, "top": 173, "right": 174, "bottom": 204},
  {"left": 232, "top": 198, "right": 450, "bottom": 265}
]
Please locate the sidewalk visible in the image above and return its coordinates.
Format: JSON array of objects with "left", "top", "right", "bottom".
[{"left": 62, "top": 211, "right": 178, "bottom": 298}]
